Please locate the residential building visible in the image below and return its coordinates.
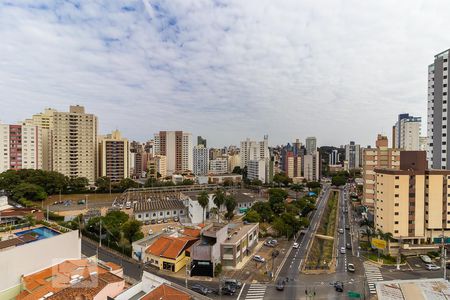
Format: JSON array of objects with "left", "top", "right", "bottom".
[
  {"left": 374, "top": 151, "right": 450, "bottom": 253},
  {"left": 144, "top": 235, "right": 198, "bottom": 272},
  {"left": 239, "top": 135, "right": 269, "bottom": 168},
  {"left": 221, "top": 223, "right": 259, "bottom": 269},
  {"left": 284, "top": 152, "right": 302, "bottom": 178},
  {"left": 197, "top": 136, "right": 207, "bottom": 148},
  {"left": 428, "top": 49, "right": 450, "bottom": 169},
  {"left": 203, "top": 174, "right": 242, "bottom": 185},
  {"left": 0, "top": 226, "right": 81, "bottom": 299},
  {"left": 98, "top": 130, "right": 129, "bottom": 182},
  {"left": 0, "top": 122, "right": 42, "bottom": 173},
  {"left": 154, "top": 131, "right": 193, "bottom": 175},
  {"left": 209, "top": 148, "right": 223, "bottom": 160},
  {"left": 0, "top": 207, "right": 44, "bottom": 225},
  {"left": 247, "top": 159, "right": 266, "bottom": 183},
  {"left": 26, "top": 105, "right": 98, "bottom": 182},
  {"left": 362, "top": 134, "right": 400, "bottom": 207},
  {"left": 133, "top": 197, "right": 186, "bottom": 222},
  {"left": 420, "top": 136, "right": 428, "bottom": 151},
  {"left": 303, "top": 152, "right": 320, "bottom": 181},
  {"left": 193, "top": 145, "right": 209, "bottom": 176},
  {"left": 305, "top": 137, "right": 317, "bottom": 155},
  {"left": 345, "top": 141, "right": 361, "bottom": 170},
  {"left": 329, "top": 149, "right": 340, "bottom": 165},
  {"left": 16, "top": 259, "right": 124, "bottom": 300},
  {"left": 209, "top": 157, "right": 228, "bottom": 175},
  {"left": 130, "top": 141, "right": 145, "bottom": 178},
  {"left": 147, "top": 155, "right": 167, "bottom": 179},
  {"left": 227, "top": 153, "right": 241, "bottom": 173},
  {"left": 393, "top": 113, "right": 421, "bottom": 150}
]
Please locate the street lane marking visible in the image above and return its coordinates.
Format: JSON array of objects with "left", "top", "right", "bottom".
[{"left": 236, "top": 283, "right": 246, "bottom": 300}]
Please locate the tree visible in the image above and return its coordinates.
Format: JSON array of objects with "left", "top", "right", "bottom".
[
  {"left": 224, "top": 195, "right": 237, "bottom": 220},
  {"left": 272, "top": 217, "right": 288, "bottom": 237},
  {"left": 273, "top": 172, "right": 292, "bottom": 187},
  {"left": 250, "top": 179, "right": 263, "bottom": 186},
  {"left": 361, "top": 227, "right": 373, "bottom": 244},
  {"left": 121, "top": 220, "right": 144, "bottom": 243},
  {"left": 306, "top": 181, "right": 321, "bottom": 189},
  {"left": 95, "top": 176, "right": 111, "bottom": 193},
  {"left": 181, "top": 179, "right": 194, "bottom": 185},
  {"left": 223, "top": 178, "right": 233, "bottom": 187},
  {"left": 214, "top": 263, "right": 222, "bottom": 277},
  {"left": 12, "top": 182, "right": 47, "bottom": 201},
  {"left": 243, "top": 210, "right": 261, "bottom": 223},
  {"left": 250, "top": 202, "right": 274, "bottom": 222},
  {"left": 290, "top": 184, "right": 303, "bottom": 201},
  {"left": 213, "top": 189, "right": 226, "bottom": 221},
  {"left": 331, "top": 175, "right": 346, "bottom": 187},
  {"left": 118, "top": 178, "right": 139, "bottom": 191},
  {"left": 24, "top": 214, "right": 36, "bottom": 229},
  {"left": 68, "top": 177, "right": 89, "bottom": 192},
  {"left": 197, "top": 191, "right": 209, "bottom": 224},
  {"left": 232, "top": 166, "right": 242, "bottom": 174},
  {"left": 103, "top": 211, "right": 129, "bottom": 238}
]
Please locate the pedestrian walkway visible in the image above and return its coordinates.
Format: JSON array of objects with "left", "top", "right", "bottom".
[
  {"left": 244, "top": 284, "right": 267, "bottom": 300},
  {"left": 363, "top": 262, "right": 383, "bottom": 295}
]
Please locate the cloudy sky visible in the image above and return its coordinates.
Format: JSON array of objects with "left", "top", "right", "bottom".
[{"left": 0, "top": 0, "right": 448, "bottom": 147}]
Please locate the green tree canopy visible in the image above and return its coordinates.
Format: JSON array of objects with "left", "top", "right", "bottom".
[
  {"left": 121, "top": 219, "right": 144, "bottom": 243},
  {"left": 118, "top": 178, "right": 139, "bottom": 191},
  {"left": 273, "top": 172, "right": 292, "bottom": 187},
  {"left": 197, "top": 191, "right": 209, "bottom": 223},
  {"left": 250, "top": 202, "right": 274, "bottom": 222},
  {"left": 12, "top": 182, "right": 47, "bottom": 201},
  {"left": 224, "top": 195, "right": 237, "bottom": 220},
  {"left": 243, "top": 210, "right": 261, "bottom": 223},
  {"left": 331, "top": 175, "right": 346, "bottom": 187},
  {"left": 306, "top": 181, "right": 321, "bottom": 189}
]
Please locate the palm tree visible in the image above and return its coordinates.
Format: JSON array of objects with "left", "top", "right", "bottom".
[
  {"left": 213, "top": 189, "right": 226, "bottom": 222},
  {"left": 24, "top": 214, "right": 36, "bottom": 229},
  {"left": 224, "top": 195, "right": 237, "bottom": 220},
  {"left": 290, "top": 184, "right": 303, "bottom": 201},
  {"left": 197, "top": 191, "right": 209, "bottom": 224},
  {"left": 361, "top": 227, "right": 373, "bottom": 244}
]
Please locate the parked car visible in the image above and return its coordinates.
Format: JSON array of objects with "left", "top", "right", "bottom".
[
  {"left": 163, "top": 219, "right": 168, "bottom": 223},
  {"left": 223, "top": 279, "right": 242, "bottom": 289},
  {"left": 253, "top": 255, "right": 265, "bottom": 263},
  {"left": 264, "top": 239, "right": 277, "bottom": 247},
  {"left": 190, "top": 285, "right": 208, "bottom": 295},
  {"left": 157, "top": 219, "right": 163, "bottom": 224},
  {"left": 340, "top": 247, "right": 346, "bottom": 254},
  {"left": 144, "top": 220, "right": 150, "bottom": 225},
  {"left": 345, "top": 225, "right": 350, "bottom": 230},
  {"left": 151, "top": 219, "right": 156, "bottom": 224},
  {"left": 346, "top": 243, "right": 352, "bottom": 250},
  {"left": 276, "top": 279, "right": 286, "bottom": 291},
  {"left": 347, "top": 263, "right": 355, "bottom": 272},
  {"left": 293, "top": 242, "right": 299, "bottom": 249},
  {"left": 148, "top": 229, "right": 153, "bottom": 235},
  {"left": 221, "top": 285, "right": 236, "bottom": 295},
  {"left": 420, "top": 255, "right": 432, "bottom": 264},
  {"left": 425, "top": 264, "right": 441, "bottom": 271},
  {"left": 173, "top": 216, "right": 179, "bottom": 222},
  {"left": 334, "top": 281, "right": 344, "bottom": 292},
  {"left": 338, "top": 228, "right": 344, "bottom": 234}
]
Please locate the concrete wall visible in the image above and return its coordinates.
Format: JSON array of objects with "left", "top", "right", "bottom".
[{"left": 0, "top": 230, "right": 81, "bottom": 295}]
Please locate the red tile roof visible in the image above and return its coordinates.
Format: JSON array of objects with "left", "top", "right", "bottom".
[
  {"left": 141, "top": 284, "right": 191, "bottom": 300},
  {"left": 182, "top": 228, "right": 200, "bottom": 238},
  {"left": 146, "top": 236, "right": 198, "bottom": 260}
]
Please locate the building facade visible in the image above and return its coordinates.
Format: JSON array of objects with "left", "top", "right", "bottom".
[
  {"left": 329, "top": 149, "right": 340, "bottom": 165},
  {"left": 98, "top": 130, "right": 129, "bottom": 182},
  {"left": 428, "top": 49, "right": 450, "bottom": 169},
  {"left": 393, "top": 113, "right": 421, "bottom": 150},
  {"left": 305, "top": 137, "right": 317, "bottom": 155},
  {"left": 154, "top": 131, "right": 193, "bottom": 175},
  {"left": 209, "top": 158, "right": 228, "bottom": 175},
  {"left": 303, "top": 152, "right": 320, "bottom": 181},
  {"left": 193, "top": 145, "right": 209, "bottom": 176},
  {"left": 247, "top": 159, "right": 266, "bottom": 183},
  {"left": 227, "top": 153, "right": 240, "bottom": 173},
  {"left": 362, "top": 134, "right": 400, "bottom": 207}
]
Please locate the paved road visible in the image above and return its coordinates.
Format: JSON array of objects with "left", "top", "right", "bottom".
[{"left": 262, "top": 185, "right": 331, "bottom": 300}]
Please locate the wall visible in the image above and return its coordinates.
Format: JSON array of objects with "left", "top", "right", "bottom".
[{"left": 0, "top": 230, "right": 81, "bottom": 296}]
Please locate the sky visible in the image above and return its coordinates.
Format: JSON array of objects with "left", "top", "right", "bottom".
[{"left": 0, "top": 0, "right": 449, "bottom": 148}]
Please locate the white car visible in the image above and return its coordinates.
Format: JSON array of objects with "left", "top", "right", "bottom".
[
  {"left": 420, "top": 255, "right": 432, "bottom": 264},
  {"left": 253, "top": 255, "right": 265, "bottom": 263},
  {"left": 148, "top": 229, "right": 153, "bottom": 235},
  {"left": 425, "top": 264, "right": 441, "bottom": 271},
  {"left": 293, "top": 242, "right": 299, "bottom": 249},
  {"left": 340, "top": 247, "right": 346, "bottom": 254}
]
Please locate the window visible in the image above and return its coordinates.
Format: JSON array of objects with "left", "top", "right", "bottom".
[
  {"left": 395, "top": 203, "right": 399, "bottom": 207},
  {"left": 160, "top": 212, "right": 163, "bottom": 216},
  {"left": 395, "top": 194, "right": 399, "bottom": 198},
  {"left": 395, "top": 185, "right": 399, "bottom": 188},
  {"left": 395, "top": 176, "right": 399, "bottom": 180},
  {"left": 394, "top": 230, "right": 399, "bottom": 233},
  {"left": 395, "top": 212, "right": 399, "bottom": 215},
  {"left": 395, "top": 221, "right": 399, "bottom": 224}
]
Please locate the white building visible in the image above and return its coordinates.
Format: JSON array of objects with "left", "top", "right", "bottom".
[
  {"left": 193, "top": 145, "right": 209, "bottom": 176},
  {"left": 247, "top": 159, "right": 266, "bottom": 183},
  {"left": 154, "top": 131, "right": 193, "bottom": 175},
  {"left": 209, "top": 158, "right": 228, "bottom": 175},
  {"left": 0, "top": 122, "right": 42, "bottom": 173},
  {"left": 329, "top": 149, "right": 340, "bottom": 165},
  {"left": 345, "top": 141, "right": 361, "bottom": 170},
  {"left": 393, "top": 113, "right": 421, "bottom": 150},
  {"left": 239, "top": 135, "right": 269, "bottom": 168},
  {"left": 303, "top": 152, "right": 320, "bottom": 181}
]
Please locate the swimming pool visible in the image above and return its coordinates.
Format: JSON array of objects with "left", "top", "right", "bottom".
[{"left": 15, "top": 226, "right": 60, "bottom": 240}]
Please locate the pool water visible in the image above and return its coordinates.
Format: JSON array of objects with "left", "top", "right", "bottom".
[{"left": 15, "top": 226, "right": 60, "bottom": 240}]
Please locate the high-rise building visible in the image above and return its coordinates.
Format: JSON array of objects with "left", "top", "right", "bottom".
[
  {"left": 305, "top": 137, "right": 317, "bottom": 155},
  {"left": 285, "top": 152, "right": 302, "bottom": 178},
  {"left": 26, "top": 105, "right": 97, "bottom": 182},
  {"left": 227, "top": 153, "right": 240, "bottom": 173},
  {"left": 329, "top": 149, "right": 340, "bottom": 165},
  {"left": 303, "top": 152, "right": 320, "bottom": 181},
  {"left": 98, "top": 130, "right": 129, "bottom": 183},
  {"left": 374, "top": 151, "right": 450, "bottom": 252},
  {"left": 193, "top": 145, "right": 209, "bottom": 176},
  {"left": 197, "top": 136, "right": 207, "bottom": 148},
  {"left": 428, "top": 49, "right": 450, "bottom": 169},
  {"left": 0, "top": 122, "right": 42, "bottom": 173},
  {"left": 247, "top": 159, "right": 266, "bottom": 182},
  {"left": 130, "top": 141, "right": 145, "bottom": 178},
  {"left": 419, "top": 136, "right": 428, "bottom": 151},
  {"left": 209, "top": 148, "right": 222, "bottom": 161},
  {"left": 209, "top": 158, "right": 228, "bottom": 175},
  {"left": 345, "top": 141, "right": 361, "bottom": 170},
  {"left": 240, "top": 136, "right": 269, "bottom": 182},
  {"left": 147, "top": 155, "right": 167, "bottom": 179},
  {"left": 362, "top": 134, "right": 400, "bottom": 207},
  {"left": 392, "top": 113, "right": 421, "bottom": 150},
  {"left": 154, "top": 131, "right": 193, "bottom": 175}
]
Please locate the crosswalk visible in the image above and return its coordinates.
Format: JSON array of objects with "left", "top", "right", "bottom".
[
  {"left": 244, "top": 284, "right": 267, "bottom": 300},
  {"left": 364, "top": 262, "right": 383, "bottom": 295}
]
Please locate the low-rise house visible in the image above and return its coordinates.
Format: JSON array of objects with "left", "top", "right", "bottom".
[
  {"left": 0, "top": 208, "right": 44, "bottom": 225},
  {"left": 221, "top": 223, "right": 259, "bottom": 269},
  {"left": 231, "top": 191, "right": 263, "bottom": 214},
  {"left": 134, "top": 199, "right": 186, "bottom": 222},
  {"left": 145, "top": 236, "right": 198, "bottom": 272}
]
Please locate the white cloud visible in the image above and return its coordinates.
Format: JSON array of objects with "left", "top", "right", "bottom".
[{"left": 0, "top": 0, "right": 448, "bottom": 147}]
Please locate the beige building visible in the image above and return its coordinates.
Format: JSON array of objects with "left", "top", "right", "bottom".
[
  {"left": 227, "top": 153, "right": 240, "bottom": 173},
  {"left": 375, "top": 151, "right": 450, "bottom": 249},
  {"left": 362, "top": 134, "right": 400, "bottom": 207},
  {"left": 303, "top": 151, "right": 320, "bottom": 181},
  {"left": 147, "top": 155, "right": 167, "bottom": 179},
  {"left": 25, "top": 105, "right": 98, "bottom": 183},
  {"left": 98, "top": 130, "right": 129, "bottom": 183},
  {"left": 154, "top": 131, "right": 193, "bottom": 175}
]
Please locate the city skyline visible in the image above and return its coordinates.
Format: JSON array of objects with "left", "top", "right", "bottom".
[{"left": 1, "top": 1, "right": 448, "bottom": 147}]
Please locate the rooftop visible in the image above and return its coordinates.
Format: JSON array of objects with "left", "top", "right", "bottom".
[
  {"left": 146, "top": 236, "right": 198, "bottom": 260},
  {"left": 222, "top": 223, "right": 258, "bottom": 245},
  {"left": 376, "top": 278, "right": 450, "bottom": 300},
  {"left": 134, "top": 198, "right": 185, "bottom": 213},
  {"left": 141, "top": 283, "right": 191, "bottom": 300}
]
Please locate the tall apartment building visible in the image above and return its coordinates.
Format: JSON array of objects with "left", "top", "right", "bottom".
[
  {"left": 0, "top": 123, "right": 42, "bottom": 172},
  {"left": 209, "top": 148, "right": 223, "bottom": 161},
  {"left": 284, "top": 152, "right": 302, "bottom": 178},
  {"left": 147, "top": 155, "right": 167, "bottom": 179},
  {"left": 154, "top": 131, "right": 193, "bottom": 175},
  {"left": 362, "top": 134, "right": 400, "bottom": 207},
  {"left": 305, "top": 137, "right": 317, "bottom": 155},
  {"left": 303, "top": 152, "right": 320, "bottom": 181},
  {"left": 428, "top": 49, "right": 450, "bottom": 169},
  {"left": 247, "top": 159, "right": 266, "bottom": 182},
  {"left": 130, "top": 141, "right": 144, "bottom": 178},
  {"left": 209, "top": 158, "right": 228, "bottom": 175},
  {"left": 375, "top": 151, "right": 450, "bottom": 250},
  {"left": 329, "top": 149, "right": 340, "bottom": 165},
  {"left": 26, "top": 105, "right": 97, "bottom": 182},
  {"left": 239, "top": 136, "right": 269, "bottom": 168},
  {"left": 98, "top": 130, "right": 129, "bottom": 183},
  {"left": 392, "top": 113, "right": 421, "bottom": 150},
  {"left": 193, "top": 145, "right": 209, "bottom": 176},
  {"left": 227, "top": 153, "right": 240, "bottom": 173},
  {"left": 345, "top": 141, "right": 361, "bottom": 170},
  {"left": 197, "top": 136, "right": 207, "bottom": 147}
]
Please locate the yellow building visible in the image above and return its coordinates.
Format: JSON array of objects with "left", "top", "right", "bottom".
[
  {"left": 98, "top": 130, "right": 129, "bottom": 183},
  {"left": 375, "top": 151, "right": 450, "bottom": 253}
]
